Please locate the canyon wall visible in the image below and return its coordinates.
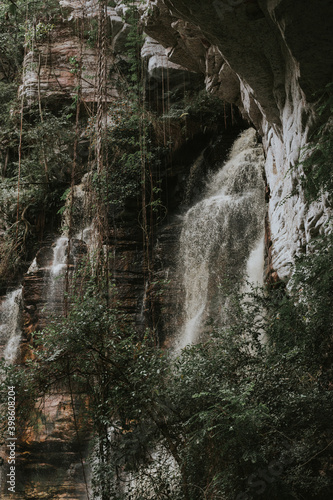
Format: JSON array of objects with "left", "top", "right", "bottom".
[
  {"left": 21, "top": 0, "right": 333, "bottom": 281},
  {"left": 22, "top": 0, "right": 333, "bottom": 279},
  {"left": 2, "top": 2, "right": 227, "bottom": 496},
  {"left": 2, "top": 1, "right": 332, "bottom": 497},
  {"left": 142, "top": 0, "right": 333, "bottom": 278}
]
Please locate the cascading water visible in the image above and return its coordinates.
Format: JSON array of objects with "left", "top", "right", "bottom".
[
  {"left": 51, "top": 236, "right": 69, "bottom": 277},
  {"left": 1, "top": 228, "right": 95, "bottom": 500},
  {"left": 0, "top": 289, "right": 22, "bottom": 497},
  {"left": 176, "top": 128, "right": 266, "bottom": 350},
  {"left": 45, "top": 236, "right": 70, "bottom": 317},
  {"left": 0, "top": 288, "right": 23, "bottom": 365},
  {"left": 46, "top": 226, "right": 94, "bottom": 316},
  {"left": 0, "top": 288, "right": 22, "bottom": 500}
]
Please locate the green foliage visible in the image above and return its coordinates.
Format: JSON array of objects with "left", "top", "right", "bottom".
[
  {"left": 20, "top": 281, "right": 176, "bottom": 498},
  {"left": 0, "top": 98, "right": 76, "bottom": 284},
  {"left": 124, "top": 4, "right": 144, "bottom": 86},
  {"left": 0, "top": 0, "right": 77, "bottom": 285},
  {"left": 11, "top": 229, "right": 333, "bottom": 499},
  {"left": 0, "top": 3, "right": 25, "bottom": 81},
  {"left": 92, "top": 96, "right": 164, "bottom": 213},
  {"left": 90, "top": 16, "right": 167, "bottom": 224},
  {"left": 68, "top": 55, "right": 80, "bottom": 75},
  {"left": 84, "top": 18, "right": 98, "bottom": 49},
  {"left": 0, "top": 357, "right": 41, "bottom": 440},
  {"left": 0, "top": 0, "right": 62, "bottom": 81},
  {"left": 1, "top": 2, "right": 332, "bottom": 498},
  {"left": 166, "top": 232, "right": 333, "bottom": 499},
  {"left": 25, "top": 21, "right": 55, "bottom": 45},
  {"left": 163, "top": 89, "right": 227, "bottom": 123}
]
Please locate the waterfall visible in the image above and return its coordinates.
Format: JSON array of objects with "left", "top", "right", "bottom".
[
  {"left": 51, "top": 236, "right": 69, "bottom": 277},
  {"left": 176, "top": 128, "right": 266, "bottom": 350},
  {"left": 0, "top": 288, "right": 22, "bottom": 365},
  {"left": 0, "top": 288, "right": 22, "bottom": 500},
  {"left": 50, "top": 227, "right": 94, "bottom": 278},
  {"left": 45, "top": 236, "right": 70, "bottom": 317},
  {"left": 46, "top": 227, "right": 93, "bottom": 316}
]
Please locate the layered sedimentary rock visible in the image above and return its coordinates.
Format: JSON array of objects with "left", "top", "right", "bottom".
[
  {"left": 10, "top": 1, "right": 332, "bottom": 495},
  {"left": 142, "top": 0, "right": 333, "bottom": 278},
  {"left": 141, "top": 36, "right": 200, "bottom": 87},
  {"left": 21, "top": 0, "right": 200, "bottom": 106},
  {"left": 20, "top": 0, "right": 333, "bottom": 277},
  {"left": 0, "top": 238, "right": 91, "bottom": 499},
  {"left": 9, "top": 391, "right": 90, "bottom": 500}
]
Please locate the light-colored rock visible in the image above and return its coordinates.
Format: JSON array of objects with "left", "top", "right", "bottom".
[
  {"left": 141, "top": 36, "right": 197, "bottom": 85},
  {"left": 110, "top": 12, "right": 124, "bottom": 37},
  {"left": 60, "top": 0, "right": 114, "bottom": 19},
  {"left": 205, "top": 46, "right": 241, "bottom": 105},
  {"left": 142, "top": 0, "right": 206, "bottom": 72},
  {"left": 22, "top": 34, "right": 101, "bottom": 102}
]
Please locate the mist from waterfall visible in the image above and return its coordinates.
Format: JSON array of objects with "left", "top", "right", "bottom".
[
  {"left": 176, "top": 128, "right": 266, "bottom": 350},
  {"left": 0, "top": 288, "right": 22, "bottom": 365}
]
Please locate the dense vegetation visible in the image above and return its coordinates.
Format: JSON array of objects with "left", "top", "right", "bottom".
[
  {"left": 0, "top": 0, "right": 78, "bottom": 289},
  {"left": 2, "top": 226, "right": 332, "bottom": 499},
  {"left": 11, "top": 229, "right": 333, "bottom": 499},
  {"left": 0, "top": 1, "right": 332, "bottom": 499}
]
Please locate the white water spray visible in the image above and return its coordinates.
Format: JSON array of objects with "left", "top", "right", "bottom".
[
  {"left": 0, "top": 288, "right": 23, "bottom": 365},
  {"left": 46, "top": 226, "right": 95, "bottom": 315},
  {"left": 45, "top": 236, "right": 70, "bottom": 316},
  {"left": 51, "top": 226, "right": 94, "bottom": 276},
  {"left": 176, "top": 129, "right": 266, "bottom": 350},
  {"left": 51, "top": 236, "right": 69, "bottom": 276}
]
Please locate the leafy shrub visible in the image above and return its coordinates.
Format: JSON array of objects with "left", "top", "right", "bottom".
[{"left": 10, "top": 229, "right": 333, "bottom": 499}]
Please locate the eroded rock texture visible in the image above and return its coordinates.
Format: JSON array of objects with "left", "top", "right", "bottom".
[
  {"left": 9, "top": 1, "right": 332, "bottom": 496},
  {"left": 142, "top": 0, "right": 333, "bottom": 277},
  {"left": 6, "top": 392, "right": 91, "bottom": 500}
]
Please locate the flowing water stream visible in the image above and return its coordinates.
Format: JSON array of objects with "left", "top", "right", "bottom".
[
  {"left": 176, "top": 128, "right": 266, "bottom": 350},
  {"left": 0, "top": 129, "right": 266, "bottom": 496},
  {"left": 0, "top": 288, "right": 23, "bottom": 365},
  {"left": 0, "top": 229, "right": 94, "bottom": 499},
  {"left": 46, "top": 227, "right": 93, "bottom": 316},
  {"left": 0, "top": 289, "right": 23, "bottom": 497},
  {"left": 124, "top": 128, "right": 267, "bottom": 497}
]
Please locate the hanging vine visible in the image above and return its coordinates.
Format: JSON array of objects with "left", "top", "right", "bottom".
[
  {"left": 94, "top": 0, "right": 110, "bottom": 286},
  {"left": 63, "top": 14, "right": 84, "bottom": 317}
]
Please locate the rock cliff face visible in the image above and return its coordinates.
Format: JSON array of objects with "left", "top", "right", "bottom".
[
  {"left": 17, "top": 0, "right": 333, "bottom": 293},
  {"left": 142, "top": 0, "right": 333, "bottom": 278},
  {"left": 11, "top": 3, "right": 230, "bottom": 495},
  {"left": 22, "top": 0, "right": 332, "bottom": 279},
  {"left": 6, "top": 0, "right": 331, "bottom": 497}
]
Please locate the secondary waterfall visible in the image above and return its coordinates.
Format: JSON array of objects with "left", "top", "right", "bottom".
[
  {"left": 51, "top": 236, "right": 69, "bottom": 277},
  {"left": 176, "top": 128, "right": 266, "bottom": 350},
  {"left": 46, "top": 227, "right": 93, "bottom": 316},
  {"left": 0, "top": 288, "right": 23, "bottom": 365}
]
